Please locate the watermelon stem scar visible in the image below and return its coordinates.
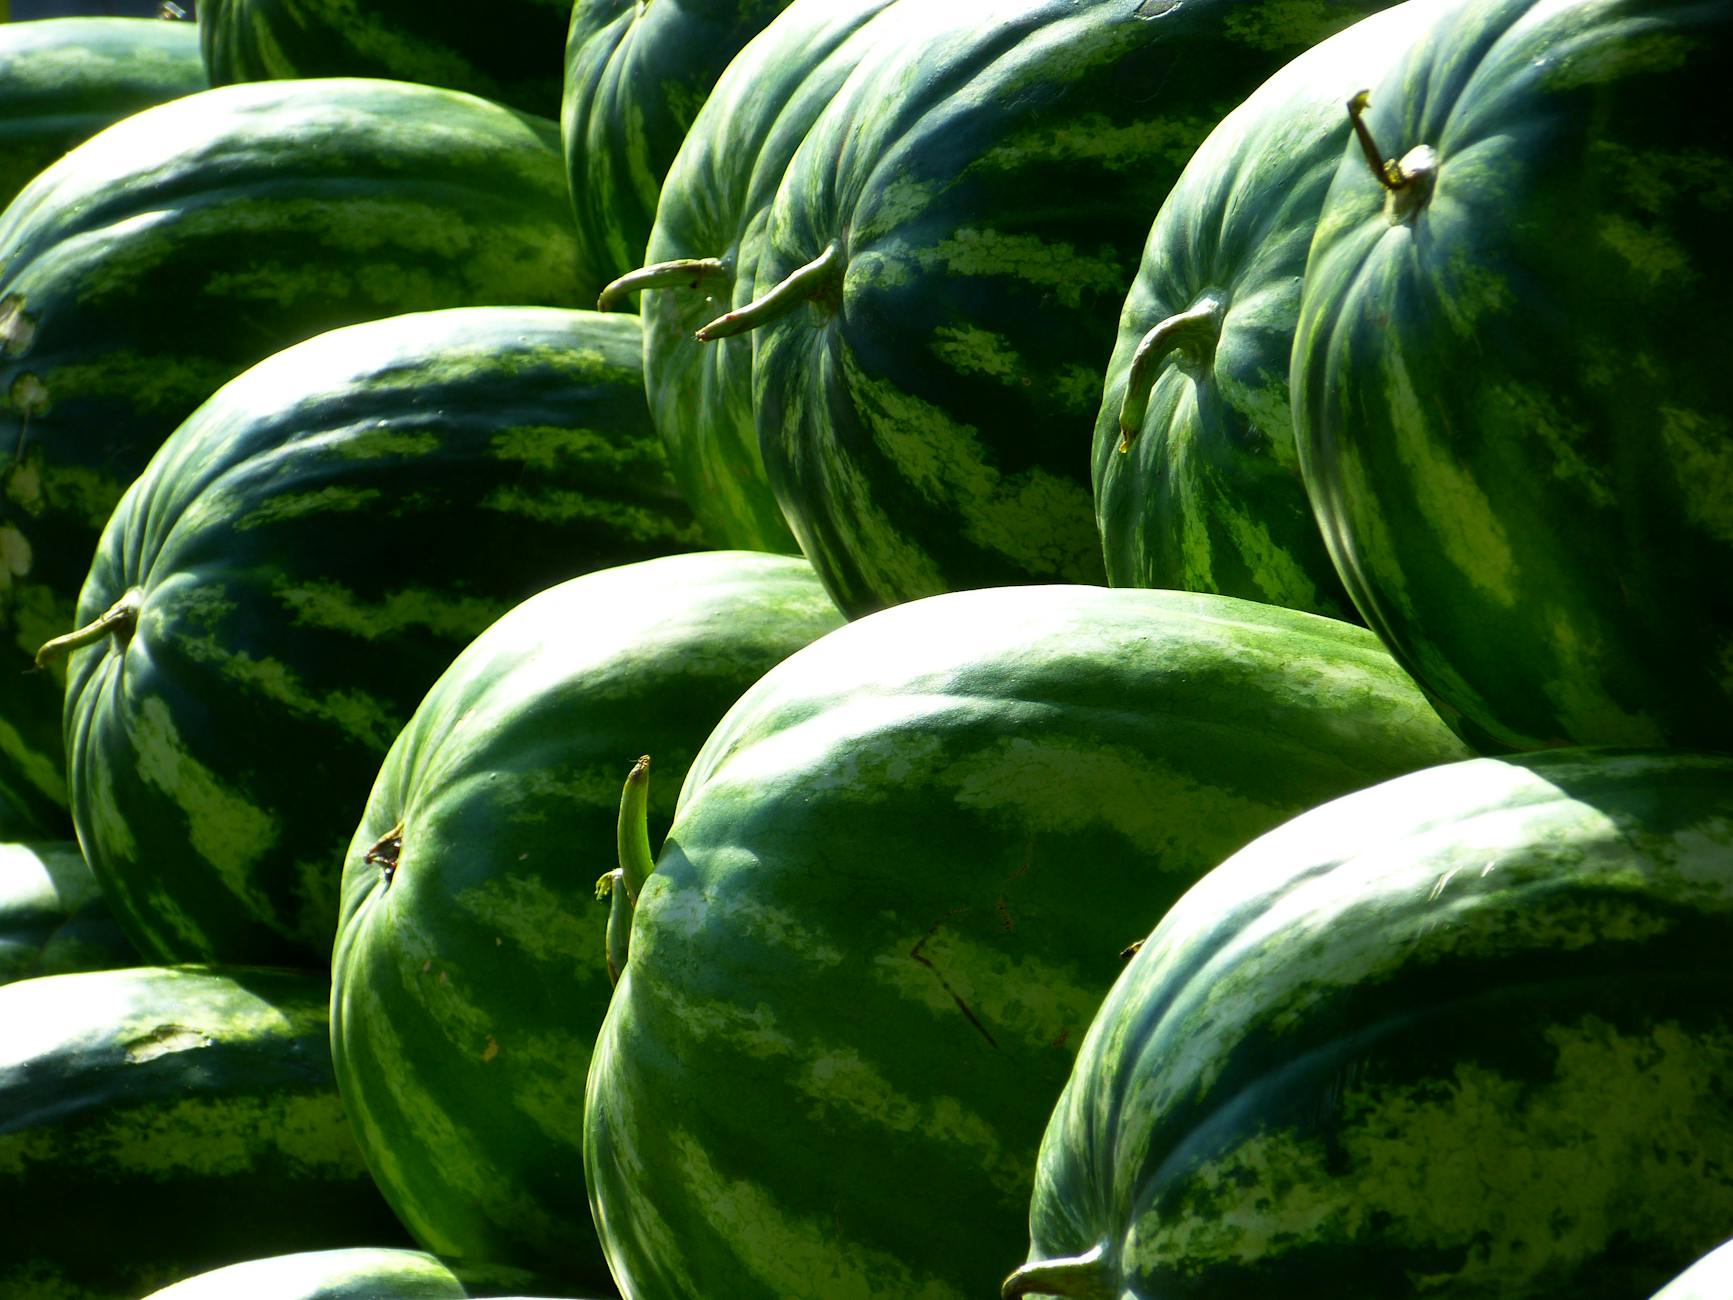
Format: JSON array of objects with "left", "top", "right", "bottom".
[
  {"left": 34, "top": 586, "right": 141, "bottom": 667},
  {"left": 595, "top": 257, "right": 728, "bottom": 312},
  {"left": 695, "top": 240, "right": 843, "bottom": 342}
]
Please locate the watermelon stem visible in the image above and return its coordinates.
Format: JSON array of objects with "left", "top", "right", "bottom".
[
  {"left": 1117, "top": 296, "right": 1223, "bottom": 451},
  {"left": 34, "top": 587, "right": 141, "bottom": 667},
  {"left": 596, "top": 257, "right": 728, "bottom": 312},
  {"left": 694, "top": 241, "right": 843, "bottom": 342},
  {"left": 1347, "top": 91, "right": 1438, "bottom": 222},
  {"left": 1000, "top": 1244, "right": 1116, "bottom": 1298},
  {"left": 599, "top": 755, "right": 656, "bottom": 984}
]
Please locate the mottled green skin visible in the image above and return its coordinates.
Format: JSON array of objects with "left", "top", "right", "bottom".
[
  {"left": 1096, "top": 3, "right": 1433, "bottom": 616},
  {"left": 61, "top": 307, "right": 703, "bottom": 970},
  {"left": 0, "top": 17, "right": 205, "bottom": 209},
  {"left": 585, "top": 584, "right": 1470, "bottom": 1300},
  {"left": 751, "top": 0, "right": 1393, "bottom": 618},
  {"left": 1651, "top": 1238, "right": 1733, "bottom": 1299},
  {"left": 0, "top": 964, "right": 408, "bottom": 1300},
  {"left": 562, "top": 0, "right": 793, "bottom": 293},
  {"left": 1024, "top": 749, "right": 1733, "bottom": 1298},
  {"left": 1290, "top": 0, "right": 1733, "bottom": 751},
  {"left": 637, "top": 0, "right": 899, "bottom": 554},
  {"left": 0, "top": 840, "right": 134, "bottom": 984},
  {"left": 198, "top": 0, "right": 572, "bottom": 119},
  {"left": 331, "top": 551, "right": 842, "bottom": 1288},
  {"left": 140, "top": 1246, "right": 592, "bottom": 1300},
  {"left": 0, "top": 76, "right": 591, "bottom": 840}
]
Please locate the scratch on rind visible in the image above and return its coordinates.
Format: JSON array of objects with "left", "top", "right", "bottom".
[{"left": 911, "top": 911, "right": 1000, "bottom": 1051}]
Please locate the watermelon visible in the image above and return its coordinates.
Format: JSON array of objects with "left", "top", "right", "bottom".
[
  {"left": 561, "top": 0, "right": 797, "bottom": 293},
  {"left": 0, "top": 840, "right": 134, "bottom": 984},
  {"left": 0, "top": 16, "right": 205, "bottom": 209},
  {"left": 599, "top": 0, "right": 900, "bottom": 555},
  {"left": 331, "top": 550, "right": 843, "bottom": 1288},
  {"left": 139, "top": 1247, "right": 592, "bottom": 1300},
  {"left": 1012, "top": 748, "right": 1733, "bottom": 1298},
  {"left": 57, "top": 306, "right": 702, "bottom": 969},
  {"left": 0, "top": 75, "right": 593, "bottom": 838},
  {"left": 585, "top": 584, "right": 1470, "bottom": 1300},
  {"left": 728, "top": 0, "right": 1394, "bottom": 617},
  {"left": 1288, "top": 0, "right": 1733, "bottom": 751},
  {"left": 0, "top": 964, "right": 410, "bottom": 1300},
  {"left": 197, "top": 0, "right": 572, "bottom": 119},
  {"left": 1094, "top": 1, "right": 1439, "bottom": 618}
]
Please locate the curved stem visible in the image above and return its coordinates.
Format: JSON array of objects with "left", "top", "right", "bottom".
[
  {"left": 35, "top": 587, "right": 142, "bottom": 667},
  {"left": 617, "top": 754, "right": 654, "bottom": 905},
  {"left": 596, "top": 257, "right": 727, "bottom": 312},
  {"left": 695, "top": 241, "right": 843, "bottom": 343},
  {"left": 599, "top": 755, "right": 656, "bottom": 985},
  {"left": 1348, "top": 90, "right": 1400, "bottom": 191},
  {"left": 597, "top": 869, "right": 632, "bottom": 986},
  {"left": 1117, "top": 296, "right": 1223, "bottom": 451},
  {"left": 1001, "top": 1244, "right": 1116, "bottom": 1299}
]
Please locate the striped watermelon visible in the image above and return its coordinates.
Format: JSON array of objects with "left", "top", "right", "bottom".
[
  {"left": 197, "top": 0, "right": 572, "bottom": 118},
  {"left": 0, "top": 964, "right": 409, "bottom": 1300},
  {"left": 331, "top": 550, "right": 843, "bottom": 1288},
  {"left": 139, "top": 1247, "right": 587, "bottom": 1300},
  {"left": 733, "top": 0, "right": 1394, "bottom": 617},
  {"left": 1012, "top": 749, "right": 1733, "bottom": 1298},
  {"left": 0, "top": 840, "right": 134, "bottom": 984},
  {"left": 1289, "top": 0, "right": 1733, "bottom": 751},
  {"left": 561, "top": 0, "right": 797, "bottom": 293},
  {"left": 0, "top": 17, "right": 205, "bottom": 209},
  {"left": 0, "top": 76, "right": 592, "bottom": 839},
  {"left": 1094, "top": 1, "right": 1439, "bottom": 618},
  {"left": 600, "top": 0, "right": 900, "bottom": 555},
  {"left": 584, "top": 584, "right": 1470, "bottom": 1300},
  {"left": 58, "top": 307, "right": 702, "bottom": 969}
]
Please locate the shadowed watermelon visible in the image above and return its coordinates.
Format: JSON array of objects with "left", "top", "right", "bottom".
[
  {"left": 0, "top": 964, "right": 410, "bottom": 1300},
  {"left": 198, "top": 0, "right": 572, "bottom": 119},
  {"left": 58, "top": 307, "right": 702, "bottom": 969},
  {"left": 1289, "top": 0, "right": 1733, "bottom": 750},
  {"left": 0, "top": 75, "right": 595, "bottom": 837},
  {"left": 0, "top": 840, "right": 134, "bottom": 984},
  {"left": 0, "top": 16, "right": 205, "bottom": 209},
  {"left": 331, "top": 550, "right": 843, "bottom": 1289},
  {"left": 585, "top": 584, "right": 1469, "bottom": 1299},
  {"left": 1013, "top": 749, "right": 1733, "bottom": 1298}
]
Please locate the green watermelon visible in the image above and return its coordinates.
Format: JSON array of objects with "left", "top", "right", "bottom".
[
  {"left": 331, "top": 550, "right": 843, "bottom": 1289},
  {"left": 561, "top": 0, "right": 796, "bottom": 293},
  {"left": 0, "top": 840, "right": 134, "bottom": 984},
  {"left": 0, "top": 964, "right": 409, "bottom": 1300},
  {"left": 0, "top": 75, "right": 593, "bottom": 839},
  {"left": 585, "top": 584, "right": 1470, "bottom": 1300},
  {"left": 1288, "top": 0, "right": 1733, "bottom": 751},
  {"left": 1094, "top": 1, "right": 1438, "bottom": 618},
  {"left": 139, "top": 1247, "right": 592, "bottom": 1300},
  {"left": 57, "top": 306, "right": 702, "bottom": 970},
  {"left": 0, "top": 16, "right": 205, "bottom": 209},
  {"left": 198, "top": 0, "right": 572, "bottom": 119},
  {"left": 1012, "top": 749, "right": 1733, "bottom": 1298},
  {"left": 599, "top": 0, "right": 900, "bottom": 555},
  {"left": 727, "top": 0, "right": 1393, "bottom": 617}
]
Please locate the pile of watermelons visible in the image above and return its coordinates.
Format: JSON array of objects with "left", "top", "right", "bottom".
[{"left": 1, "top": 0, "right": 1730, "bottom": 1297}]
